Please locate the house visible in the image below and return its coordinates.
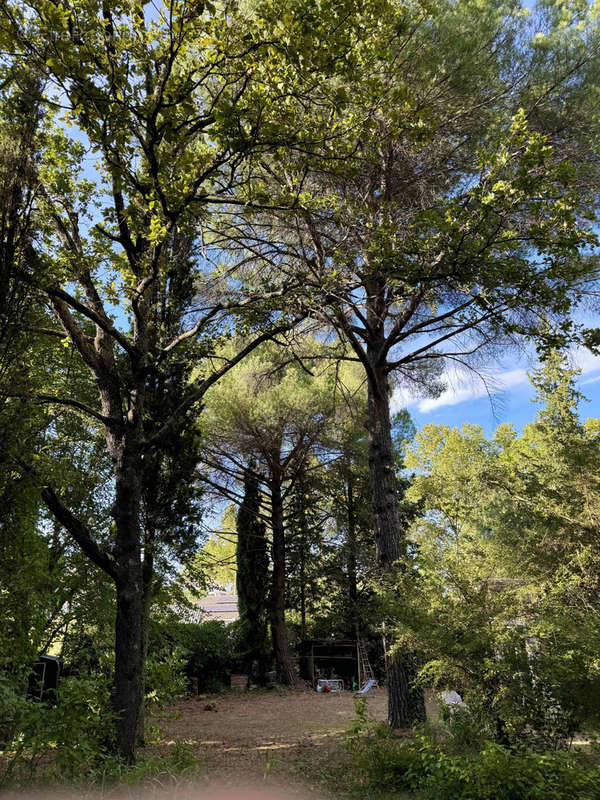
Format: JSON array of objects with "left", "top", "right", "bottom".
[{"left": 187, "top": 591, "right": 239, "bottom": 623}]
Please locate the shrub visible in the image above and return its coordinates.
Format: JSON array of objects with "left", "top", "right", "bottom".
[
  {"left": 421, "top": 743, "right": 600, "bottom": 800},
  {"left": 0, "top": 673, "right": 114, "bottom": 786},
  {"left": 149, "top": 620, "right": 242, "bottom": 692},
  {"left": 145, "top": 647, "right": 188, "bottom": 707},
  {"left": 344, "top": 699, "right": 600, "bottom": 800}
]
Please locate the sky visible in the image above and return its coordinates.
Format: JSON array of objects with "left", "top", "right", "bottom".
[{"left": 391, "top": 346, "right": 600, "bottom": 437}]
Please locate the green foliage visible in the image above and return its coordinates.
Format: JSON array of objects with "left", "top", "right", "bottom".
[
  {"left": 345, "top": 705, "right": 600, "bottom": 800},
  {"left": 144, "top": 648, "right": 188, "bottom": 709},
  {"left": 195, "top": 505, "right": 237, "bottom": 591},
  {"left": 0, "top": 674, "right": 114, "bottom": 786},
  {"left": 2, "top": 0, "right": 600, "bottom": 772},
  {"left": 86, "top": 739, "right": 199, "bottom": 787},
  {"left": 390, "top": 356, "right": 600, "bottom": 748},
  {"left": 149, "top": 620, "right": 241, "bottom": 693}
]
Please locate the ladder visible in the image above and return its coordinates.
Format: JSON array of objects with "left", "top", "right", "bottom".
[{"left": 357, "top": 638, "right": 375, "bottom": 688}]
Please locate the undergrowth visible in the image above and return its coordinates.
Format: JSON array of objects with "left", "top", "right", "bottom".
[
  {"left": 1, "top": 738, "right": 201, "bottom": 792},
  {"left": 339, "top": 697, "right": 600, "bottom": 800}
]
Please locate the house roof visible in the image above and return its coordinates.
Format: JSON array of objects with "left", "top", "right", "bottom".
[{"left": 192, "top": 592, "right": 239, "bottom": 623}]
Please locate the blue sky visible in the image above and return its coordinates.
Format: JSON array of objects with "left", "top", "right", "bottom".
[{"left": 391, "top": 347, "right": 600, "bottom": 436}]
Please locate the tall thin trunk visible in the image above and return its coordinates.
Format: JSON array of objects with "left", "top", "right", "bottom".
[
  {"left": 366, "top": 358, "right": 424, "bottom": 728},
  {"left": 297, "top": 470, "right": 308, "bottom": 641},
  {"left": 346, "top": 471, "right": 359, "bottom": 637},
  {"left": 269, "top": 458, "right": 298, "bottom": 685},
  {"left": 136, "top": 543, "right": 154, "bottom": 746},
  {"left": 299, "top": 552, "right": 306, "bottom": 640}
]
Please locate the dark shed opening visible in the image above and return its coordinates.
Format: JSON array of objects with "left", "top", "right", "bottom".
[{"left": 298, "top": 639, "right": 362, "bottom": 689}]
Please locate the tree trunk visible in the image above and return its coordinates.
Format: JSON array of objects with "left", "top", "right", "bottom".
[
  {"left": 366, "top": 365, "right": 404, "bottom": 567},
  {"left": 388, "top": 652, "right": 425, "bottom": 727},
  {"left": 236, "top": 467, "right": 270, "bottom": 685},
  {"left": 269, "top": 458, "right": 298, "bottom": 686},
  {"left": 111, "top": 443, "right": 145, "bottom": 761},
  {"left": 346, "top": 471, "right": 359, "bottom": 637},
  {"left": 297, "top": 470, "right": 308, "bottom": 641},
  {"left": 366, "top": 360, "right": 424, "bottom": 728},
  {"left": 299, "top": 554, "right": 307, "bottom": 641},
  {"left": 113, "top": 579, "right": 143, "bottom": 761}
]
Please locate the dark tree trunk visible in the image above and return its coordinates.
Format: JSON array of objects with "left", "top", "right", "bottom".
[
  {"left": 299, "top": 552, "right": 306, "bottom": 641},
  {"left": 269, "top": 458, "right": 298, "bottom": 686},
  {"left": 114, "top": 579, "right": 143, "bottom": 760},
  {"left": 346, "top": 471, "right": 359, "bottom": 637},
  {"left": 111, "top": 445, "right": 145, "bottom": 761},
  {"left": 366, "top": 364, "right": 404, "bottom": 567},
  {"left": 297, "top": 469, "right": 308, "bottom": 641},
  {"left": 366, "top": 356, "right": 424, "bottom": 728},
  {"left": 388, "top": 653, "right": 426, "bottom": 727},
  {"left": 236, "top": 467, "right": 269, "bottom": 684}
]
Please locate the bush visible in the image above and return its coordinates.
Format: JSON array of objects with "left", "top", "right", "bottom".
[
  {"left": 0, "top": 673, "right": 114, "bottom": 786},
  {"left": 345, "top": 699, "right": 600, "bottom": 800},
  {"left": 351, "top": 734, "right": 600, "bottom": 799},
  {"left": 423, "top": 743, "right": 600, "bottom": 800},
  {"left": 145, "top": 647, "right": 188, "bottom": 707},
  {"left": 149, "top": 620, "right": 242, "bottom": 692},
  {"left": 439, "top": 702, "right": 495, "bottom": 753}
]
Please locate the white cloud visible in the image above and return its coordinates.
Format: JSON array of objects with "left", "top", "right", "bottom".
[
  {"left": 391, "top": 366, "right": 528, "bottom": 414},
  {"left": 573, "top": 347, "right": 600, "bottom": 377},
  {"left": 581, "top": 374, "right": 600, "bottom": 387},
  {"left": 391, "top": 346, "right": 600, "bottom": 415}
]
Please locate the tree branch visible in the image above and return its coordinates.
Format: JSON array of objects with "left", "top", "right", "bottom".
[
  {"left": 145, "top": 317, "right": 304, "bottom": 450},
  {"left": 46, "top": 285, "right": 137, "bottom": 357},
  {"left": 41, "top": 485, "right": 121, "bottom": 584},
  {"left": 6, "top": 392, "right": 112, "bottom": 426}
]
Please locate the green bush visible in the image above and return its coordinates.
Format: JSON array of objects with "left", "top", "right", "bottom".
[
  {"left": 0, "top": 673, "right": 114, "bottom": 786},
  {"left": 423, "top": 743, "right": 600, "bottom": 800},
  {"left": 349, "top": 733, "right": 600, "bottom": 799},
  {"left": 439, "top": 703, "right": 494, "bottom": 753},
  {"left": 46, "top": 675, "right": 115, "bottom": 779},
  {"left": 145, "top": 647, "right": 188, "bottom": 707},
  {"left": 149, "top": 620, "right": 243, "bottom": 692},
  {"left": 345, "top": 700, "right": 600, "bottom": 800}
]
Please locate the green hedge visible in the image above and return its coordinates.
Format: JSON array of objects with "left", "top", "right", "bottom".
[{"left": 149, "top": 619, "right": 243, "bottom": 692}]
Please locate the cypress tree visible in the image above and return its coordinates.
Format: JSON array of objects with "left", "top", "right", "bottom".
[{"left": 236, "top": 466, "right": 270, "bottom": 683}]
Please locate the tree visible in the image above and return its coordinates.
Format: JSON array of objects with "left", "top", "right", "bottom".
[
  {"left": 196, "top": 505, "right": 237, "bottom": 593},
  {"left": 1, "top": 0, "right": 319, "bottom": 759},
  {"left": 201, "top": 339, "right": 340, "bottom": 683},
  {"left": 400, "top": 355, "right": 600, "bottom": 745},
  {"left": 0, "top": 62, "right": 100, "bottom": 682},
  {"left": 236, "top": 467, "right": 269, "bottom": 682},
  {"left": 315, "top": 378, "right": 377, "bottom": 640},
  {"left": 239, "top": 0, "right": 600, "bottom": 726}
]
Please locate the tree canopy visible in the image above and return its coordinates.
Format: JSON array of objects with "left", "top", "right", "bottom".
[{"left": 1, "top": 0, "right": 600, "bottom": 773}]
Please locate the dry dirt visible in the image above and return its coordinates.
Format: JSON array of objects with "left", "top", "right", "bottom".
[
  {"left": 152, "top": 685, "right": 388, "bottom": 780},
  {"left": 2, "top": 688, "right": 389, "bottom": 800}
]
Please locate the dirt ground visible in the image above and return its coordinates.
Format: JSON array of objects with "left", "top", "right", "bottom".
[
  {"left": 153, "top": 685, "right": 388, "bottom": 780},
  {"left": 2, "top": 688, "right": 389, "bottom": 800},
  {"left": 158, "top": 685, "right": 444, "bottom": 767}
]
